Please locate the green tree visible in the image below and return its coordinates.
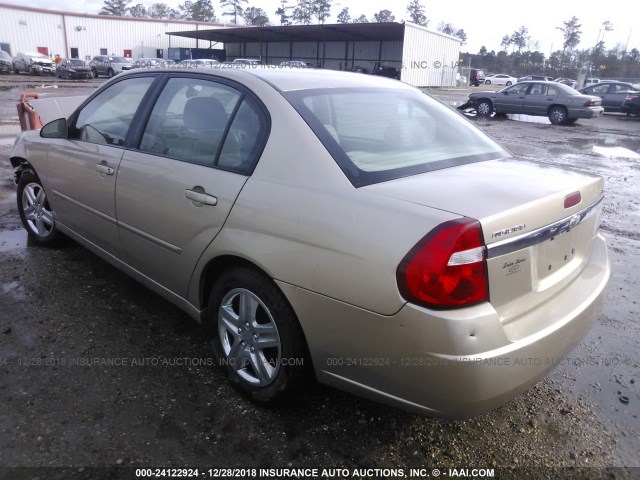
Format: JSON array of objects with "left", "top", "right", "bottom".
[
  {"left": 148, "top": 3, "right": 180, "bottom": 19},
  {"left": 244, "top": 6, "right": 269, "bottom": 25},
  {"left": 478, "top": 46, "right": 487, "bottom": 56},
  {"left": 373, "top": 9, "right": 395, "bottom": 23},
  {"left": 275, "top": 0, "right": 291, "bottom": 25},
  {"left": 500, "top": 35, "right": 511, "bottom": 52},
  {"left": 510, "top": 26, "right": 530, "bottom": 52},
  {"left": 180, "top": 0, "right": 216, "bottom": 21},
  {"left": 100, "top": 0, "right": 130, "bottom": 16},
  {"left": 557, "top": 16, "right": 582, "bottom": 52},
  {"left": 219, "top": 0, "right": 246, "bottom": 24},
  {"left": 313, "top": 0, "right": 332, "bottom": 25},
  {"left": 438, "top": 21, "right": 455, "bottom": 35},
  {"left": 128, "top": 3, "right": 147, "bottom": 17},
  {"left": 352, "top": 14, "right": 368, "bottom": 23},
  {"left": 291, "top": 0, "right": 313, "bottom": 24},
  {"left": 455, "top": 29, "right": 467, "bottom": 45},
  {"left": 336, "top": 7, "right": 350, "bottom": 24},
  {"left": 406, "top": 0, "right": 427, "bottom": 27}
]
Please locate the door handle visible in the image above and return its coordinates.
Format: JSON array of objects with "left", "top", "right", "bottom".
[
  {"left": 95, "top": 163, "right": 114, "bottom": 175},
  {"left": 185, "top": 188, "right": 217, "bottom": 206}
]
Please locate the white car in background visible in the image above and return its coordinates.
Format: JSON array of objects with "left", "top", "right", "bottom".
[{"left": 484, "top": 74, "right": 517, "bottom": 86}]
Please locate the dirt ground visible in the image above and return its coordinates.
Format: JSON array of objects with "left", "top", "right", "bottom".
[{"left": 0, "top": 77, "right": 638, "bottom": 480}]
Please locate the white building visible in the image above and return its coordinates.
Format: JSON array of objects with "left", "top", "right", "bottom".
[
  {"left": 0, "top": 2, "right": 231, "bottom": 61},
  {"left": 169, "top": 22, "right": 463, "bottom": 87},
  {"left": 1, "top": 2, "right": 463, "bottom": 87}
]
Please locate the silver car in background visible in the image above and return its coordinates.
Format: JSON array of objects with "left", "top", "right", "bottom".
[
  {"left": 464, "top": 80, "right": 604, "bottom": 124},
  {"left": 13, "top": 51, "right": 55, "bottom": 75},
  {"left": 10, "top": 69, "right": 610, "bottom": 417}
]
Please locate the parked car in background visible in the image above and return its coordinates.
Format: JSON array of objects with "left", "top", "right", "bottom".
[
  {"left": 372, "top": 65, "right": 400, "bottom": 79},
  {"left": 518, "top": 75, "right": 553, "bottom": 82},
  {"left": 483, "top": 74, "right": 517, "bottom": 86},
  {"left": 554, "top": 78, "right": 577, "bottom": 88},
  {"left": 55, "top": 58, "right": 92, "bottom": 79},
  {"left": 461, "top": 80, "right": 603, "bottom": 124},
  {"left": 621, "top": 92, "right": 640, "bottom": 116},
  {"left": 9, "top": 68, "right": 610, "bottom": 417},
  {"left": 280, "top": 60, "right": 310, "bottom": 68},
  {"left": 90, "top": 55, "right": 132, "bottom": 78},
  {"left": 585, "top": 78, "right": 601, "bottom": 86},
  {"left": 469, "top": 68, "right": 485, "bottom": 86},
  {"left": 133, "top": 57, "right": 170, "bottom": 69},
  {"left": 177, "top": 59, "right": 219, "bottom": 69},
  {"left": 0, "top": 50, "right": 13, "bottom": 74},
  {"left": 579, "top": 82, "right": 640, "bottom": 112},
  {"left": 13, "top": 52, "right": 55, "bottom": 75},
  {"left": 232, "top": 58, "right": 261, "bottom": 66}
]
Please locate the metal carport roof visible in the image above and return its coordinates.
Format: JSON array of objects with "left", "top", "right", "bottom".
[{"left": 166, "top": 22, "right": 406, "bottom": 43}]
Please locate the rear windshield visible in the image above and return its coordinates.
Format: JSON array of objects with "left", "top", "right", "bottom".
[{"left": 285, "top": 87, "right": 509, "bottom": 186}]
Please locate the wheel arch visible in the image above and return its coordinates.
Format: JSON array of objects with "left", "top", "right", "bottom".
[
  {"left": 547, "top": 103, "right": 568, "bottom": 115},
  {"left": 9, "top": 157, "right": 36, "bottom": 183},
  {"left": 198, "top": 253, "right": 316, "bottom": 373},
  {"left": 198, "top": 254, "right": 280, "bottom": 320}
]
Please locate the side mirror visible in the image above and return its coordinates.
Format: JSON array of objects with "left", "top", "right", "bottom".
[{"left": 40, "top": 118, "right": 68, "bottom": 139}]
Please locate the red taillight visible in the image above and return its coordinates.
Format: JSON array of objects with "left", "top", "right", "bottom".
[
  {"left": 564, "top": 191, "right": 582, "bottom": 208},
  {"left": 583, "top": 99, "right": 601, "bottom": 107},
  {"left": 397, "top": 218, "right": 489, "bottom": 309},
  {"left": 625, "top": 95, "right": 639, "bottom": 101}
]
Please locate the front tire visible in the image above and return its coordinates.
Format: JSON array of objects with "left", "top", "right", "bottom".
[
  {"left": 107, "top": 68, "right": 114, "bottom": 78},
  {"left": 17, "top": 170, "right": 62, "bottom": 245},
  {"left": 208, "top": 267, "right": 309, "bottom": 403},
  {"left": 548, "top": 106, "right": 568, "bottom": 125},
  {"left": 506, "top": 81, "right": 512, "bottom": 86},
  {"left": 476, "top": 100, "right": 493, "bottom": 117},
  {"left": 485, "top": 80, "right": 491, "bottom": 85}
]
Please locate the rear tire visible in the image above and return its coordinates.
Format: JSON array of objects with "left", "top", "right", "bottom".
[
  {"left": 107, "top": 68, "right": 114, "bottom": 78},
  {"left": 548, "top": 106, "right": 568, "bottom": 125},
  {"left": 485, "top": 80, "right": 491, "bottom": 85},
  {"left": 208, "top": 267, "right": 310, "bottom": 403},
  {"left": 506, "top": 81, "right": 512, "bottom": 86}
]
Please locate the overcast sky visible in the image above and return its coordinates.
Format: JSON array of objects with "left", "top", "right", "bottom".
[{"left": 6, "top": 0, "right": 639, "bottom": 56}]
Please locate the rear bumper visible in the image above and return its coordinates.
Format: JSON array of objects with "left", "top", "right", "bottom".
[
  {"left": 573, "top": 106, "right": 604, "bottom": 119},
  {"left": 279, "top": 234, "right": 610, "bottom": 417}
]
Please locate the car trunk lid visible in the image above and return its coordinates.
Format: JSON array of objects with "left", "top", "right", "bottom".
[{"left": 365, "top": 158, "right": 605, "bottom": 327}]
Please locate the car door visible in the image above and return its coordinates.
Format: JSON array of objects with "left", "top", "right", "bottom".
[
  {"left": 583, "top": 83, "right": 611, "bottom": 109},
  {"left": 608, "top": 83, "right": 637, "bottom": 112},
  {"left": 45, "top": 75, "right": 157, "bottom": 255},
  {"left": 494, "top": 83, "right": 529, "bottom": 113},
  {"left": 115, "top": 75, "right": 269, "bottom": 297},
  {"left": 524, "top": 83, "right": 554, "bottom": 115}
]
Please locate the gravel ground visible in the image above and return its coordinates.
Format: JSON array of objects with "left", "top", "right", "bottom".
[{"left": 0, "top": 78, "right": 638, "bottom": 480}]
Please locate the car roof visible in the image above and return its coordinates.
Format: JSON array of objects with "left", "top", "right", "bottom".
[{"left": 119, "top": 67, "right": 414, "bottom": 93}]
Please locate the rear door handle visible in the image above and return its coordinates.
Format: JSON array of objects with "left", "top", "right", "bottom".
[
  {"left": 185, "top": 189, "right": 217, "bottom": 206},
  {"left": 95, "top": 163, "right": 114, "bottom": 175}
]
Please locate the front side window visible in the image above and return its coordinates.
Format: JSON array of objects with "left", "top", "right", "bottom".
[
  {"left": 71, "top": 76, "right": 155, "bottom": 146},
  {"left": 286, "top": 87, "right": 509, "bottom": 187},
  {"left": 505, "top": 83, "right": 530, "bottom": 95},
  {"left": 589, "top": 84, "right": 610, "bottom": 94}
]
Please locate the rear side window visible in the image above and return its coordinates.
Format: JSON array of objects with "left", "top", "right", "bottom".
[
  {"left": 138, "top": 77, "right": 268, "bottom": 174},
  {"left": 285, "top": 87, "right": 509, "bottom": 187}
]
